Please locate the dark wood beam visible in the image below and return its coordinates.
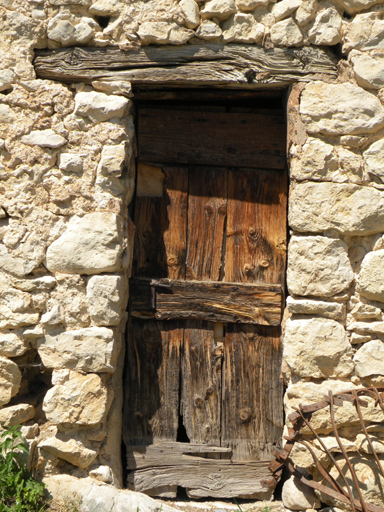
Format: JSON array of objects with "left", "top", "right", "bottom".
[{"left": 34, "top": 44, "right": 337, "bottom": 89}]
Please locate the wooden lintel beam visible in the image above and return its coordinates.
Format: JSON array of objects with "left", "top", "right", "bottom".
[{"left": 34, "top": 44, "right": 338, "bottom": 89}]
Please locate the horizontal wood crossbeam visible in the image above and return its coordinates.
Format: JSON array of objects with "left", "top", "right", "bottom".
[
  {"left": 34, "top": 44, "right": 337, "bottom": 89},
  {"left": 126, "top": 442, "right": 272, "bottom": 499},
  {"left": 130, "top": 277, "right": 283, "bottom": 325}
]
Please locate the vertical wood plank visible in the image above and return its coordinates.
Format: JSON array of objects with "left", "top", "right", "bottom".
[{"left": 225, "top": 169, "right": 287, "bottom": 285}]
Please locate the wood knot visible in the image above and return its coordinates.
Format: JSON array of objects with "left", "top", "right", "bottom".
[
  {"left": 194, "top": 396, "right": 204, "bottom": 408},
  {"left": 239, "top": 408, "right": 252, "bottom": 422},
  {"left": 259, "top": 260, "right": 270, "bottom": 268}
]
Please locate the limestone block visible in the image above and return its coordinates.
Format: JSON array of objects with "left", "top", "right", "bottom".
[
  {"left": 95, "top": 143, "right": 127, "bottom": 199},
  {"left": 350, "top": 332, "right": 372, "bottom": 344},
  {"left": 0, "top": 69, "right": 15, "bottom": 93},
  {"left": 195, "top": 19, "right": 222, "bottom": 39},
  {"left": 222, "top": 13, "right": 264, "bottom": 42},
  {"left": 0, "top": 287, "right": 39, "bottom": 330},
  {"left": 89, "top": 466, "right": 113, "bottom": 484},
  {"left": 270, "top": 18, "right": 303, "bottom": 46},
  {"left": 342, "top": 13, "right": 384, "bottom": 53},
  {"left": 92, "top": 80, "right": 132, "bottom": 98},
  {"left": 350, "top": 303, "right": 382, "bottom": 320},
  {"left": 180, "top": 0, "right": 200, "bottom": 28},
  {"left": 0, "top": 404, "right": 35, "bottom": 427},
  {"left": 0, "top": 105, "right": 15, "bottom": 123},
  {"left": 348, "top": 321, "right": 384, "bottom": 335},
  {"left": 22, "top": 325, "right": 44, "bottom": 341},
  {"left": 272, "top": 0, "right": 301, "bottom": 21},
  {"left": 282, "top": 476, "right": 321, "bottom": 510},
  {"left": 74, "top": 91, "right": 129, "bottom": 123},
  {"left": 289, "top": 182, "right": 384, "bottom": 235},
  {"left": 37, "top": 327, "right": 117, "bottom": 373},
  {"left": 0, "top": 332, "right": 28, "bottom": 357},
  {"left": 322, "top": 454, "right": 384, "bottom": 509},
  {"left": 43, "top": 369, "right": 110, "bottom": 426},
  {"left": 0, "top": 357, "right": 21, "bottom": 407},
  {"left": 285, "top": 380, "right": 383, "bottom": 433},
  {"left": 334, "top": 0, "right": 384, "bottom": 15},
  {"left": 307, "top": 7, "right": 342, "bottom": 46},
  {"left": 358, "top": 250, "right": 384, "bottom": 302},
  {"left": 354, "top": 339, "right": 384, "bottom": 377},
  {"left": 137, "top": 22, "right": 193, "bottom": 45},
  {"left": 364, "top": 139, "right": 384, "bottom": 184},
  {"left": 13, "top": 276, "right": 56, "bottom": 292},
  {"left": 58, "top": 153, "right": 84, "bottom": 174},
  {"left": 201, "top": 0, "right": 237, "bottom": 20},
  {"left": 284, "top": 318, "right": 353, "bottom": 379},
  {"left": 46, "top": 213, "right": 124, "bottom": 275},
  {"left": 21, "top": 129, "right": 67, "bottom": 148},
  {"left": 286, "top": 297, "right": 345, "bottom": 320},
  {"left": 287, "top": 236, "right": 353, "bottom": 297},
  {"left": 337, "top": 147, "right": 364, "bottom": 184},
  {"left": 50, "top": 0, "right": 91, "bottom": 5},
  {"left": 41, "top": 305, "right": 64, "bottom": 326},
  {"left": 89, "top": 0, "right": 123, "bottom": 16},
  {"left": 294, "top": 0, "right": 317, "bottom": 26},
  {"left": 87, "top": 275, "right": 127, "bottom": 326},
  {"left": 300, "top": 82, "right": 384, "bottom": 135},
  {"left": 39, "top": 436, "right": 98, "bottom": 469},
  {"left": 48, "top": 14, "right": 95, "bottom": 46},
  {"left": 350, "top": 51, "right": 384, "bottom": 90},
  {"left": 290, "top": 137, "right": 338, "bottom": 181},
  {"left": 357, "top": 433, "right": 384, "bottom": 454},
  {"left": 236, "top": 0, "right": 269, "bottom": 10}
]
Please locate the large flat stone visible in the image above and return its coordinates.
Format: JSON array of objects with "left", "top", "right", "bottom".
[
  {"left": 351, "top": 51, "right": 384, "bottom": 90},
  {"left": 300, "top": 82, "right": 384, "bottom": 135},
  {"left": 39, "top": 435, "right": 98, "bottom": 469},
  {"left": 307, "top": 7, "right": 342, "bottom": 46},
  {"left": 87, "top": 275, "right": 128, "bottom": 326},
  {"left": 37, "top": 327, "right": 117, "bottom": 373},
  {"left": 286, "top": 297, "right": 345, "bottom": 320},
  {"left": 43, "top": 370, "right": 110, "bottom": 426},
  {"left": 74, "top": 91, "right": 129, "bottom": 123},
  {"left": 343, "top": 13, "right": 384, "bottom": 52},
  {"left": 358, "top": 250, "right": 384, "bottom": 302},
  {"left": 289, "top": 182, "right": 384, "bottom": 235},
  {"left": 287, "top": 236, "right": 353, "bottom": 297},
  {"left": 46, "top": 213, "right": 124, "bottom": 275},
  {"left": 21, "top": 129, "right": 67, "bottom": 148},
  {"left": 284, "top": 317, "right": 353, "bottom": 379},
  {"left": 282, "top": 475, "right": 321, "bottom": 510},
  {"left": 0, "top": 404, "right": 35, "bottom": 427}
]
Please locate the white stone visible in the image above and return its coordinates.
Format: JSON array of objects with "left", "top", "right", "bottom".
[
  {"left": 287, "top": 236, "right": 353, "bottom": 297},
  {"left": 358, "top": 250, "right": 384, "bottom": 302},
  {"left": 222, "top": 13, "right": 264, "bottom": 42},
  {"left": 89, "top": 465, "right": 114, "bottom": 484},
  {"left": 58, "top": 153, "right": 84, "bottom": 174},
  {"left": 350, "top": 51, "right": 384, "bottom": 90},
  {"left": 270, "top": 18, "right": 303, "bottom": 46},
  {"left": 282, "top": 475, "right": 321, "bottom": 510},
  {"left": 87, "top": 275, "right": 127, "bottom": 326},
  {"left": 74, "top": 91, "right": 129, "bottom": 123},
  {"left": 272, "top": 0, "right": 301, "bottom": 21},
  {"left": 284, "top": 317, "right": 353, "bottom": 379},
  {"left": 289, "top": 182, "right": 384, "bottom": 235},
  {"left": 195, "top": 19, "right": 222, "bottom": 40},
  {"left": 0, "top": 404, "right": 35, "bottom": 426},
  {"left": 41, "top": 305, "right": 64, "bottom": 326},
  {"left": 364, "top": 139, "right": 384, "bottom": 184},
  {"left": 290, "top": 137, "right": 338, "bottom": 181},
  {"left": 0, "top": 69, "right": 15, "bottom": 93},
  {"left": 89, "top": 0, "right": 123, "bottom": 16},
  {"left": 39, "top": 436, "right": 98, "bottom": 469},
  {"left": 91, "top": 80, "right": 132, "bottom": 98},
  {"left": 48, "top": 16, "right": 94, "bottom": 46},
  {"left": 168, "top": 24, "right": 194, "bottom": 44},
  {"left": 348, "top": 321, "right": 384, "bottom": 335},
  {"left": 350, "top": 332, "right": 372, "bottom": 344},
  {"left": 0, "top": 285, "right": 39, "bottom": 330},
  {"left": 354, "top": 339, "right": 384, "bottom": 377},
  {"left": 300, "top": 82, "right": 384, "bottom": 135},
  {"left": 337, "top": 147, "right": 364, "bottom": 184},
  {"left": 180, "top": 0, "right": 200, "bottom": 28},
  {"left": 43, "top": 370, "right": 109, "bottom": 426},
  {"left": 201, "top": 0, "right": 237, "bottom": 21},
  {"left": 333, "top": 0, "right": 384, "bottom": 15},
  {"left": 22, "top": 325, "right": 44, "bottom": 340},
  {"left": 0, "top": 332, "right": 28, "bottom": 357},
  {"left": 357, "top": 433, "right": 384, "bottom": 454},
  {"left": 137, "top": 22, "right": 193, "bottom": 45},
  {"left": 350, "top": 303, "right": 382, "bottom": 320},
  {"left": 46, "top": 213, "right": 124, "bottom": 275},
  {"left": 286, "top": 297, "right": 345, "bottom": 320},
  {"left": 343, "top": 13, "right": 384, "bottom": 53},
  {"left": 294, "top": 0, "right": 317, "bottom": 26},
  {"left": 0, "top": 357, "right": 21, "bottom": 407},
  {"left": 0, "top": 105, "right": 15, "bottom": 123},
  {"left": 307, "top": 7, "right": 342, "bottom": 46},
  {"left": 236, "top": 0, "right": 269, "bottom": 9},
  {"left": 21, "top": 129, "right": 67, "bottom": 148},
  {"left": 13, "top": 276, "right": 56, "bottom": 292},
  {"left": 37, "top": 327, "right": 117, "bottom": 373}
]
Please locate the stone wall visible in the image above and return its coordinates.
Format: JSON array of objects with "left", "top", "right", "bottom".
[{"left": 1, "top": 0, "right": 384, "bottom": 508}]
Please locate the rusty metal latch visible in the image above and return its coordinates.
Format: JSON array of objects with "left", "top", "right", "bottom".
[{"left": 148, "top": 280, "right": 172, "bottom": 310}]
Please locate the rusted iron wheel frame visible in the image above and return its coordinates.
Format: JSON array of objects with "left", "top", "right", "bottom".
[{"left": 269, "top": 386, "right": 384, "bottom": 512}]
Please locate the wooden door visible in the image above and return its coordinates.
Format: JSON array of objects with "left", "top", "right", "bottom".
[{"left": 123, "top": 102, "right": 287, "bottom": 499}]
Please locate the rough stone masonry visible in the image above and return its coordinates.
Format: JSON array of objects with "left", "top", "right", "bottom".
[{"left": 1, "top": 0, "right": 384, "bottom": 509}]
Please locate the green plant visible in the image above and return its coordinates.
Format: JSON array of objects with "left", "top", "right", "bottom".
[{"left": 0, "top": 424, "right": 47, "bottom": 512}]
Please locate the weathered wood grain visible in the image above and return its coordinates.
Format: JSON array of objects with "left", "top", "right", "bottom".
[
  {"left": 126, "top": 442, "right": 272, "bottom": 499},
  {"left": 138, "top": 112, "right": 286, "bottom": 168},
  {"left": 130, "top": 278, "right": 283, "bottom": 325},
  {"left": 34, "top": 44, "right": 337, "bottom": 89}
]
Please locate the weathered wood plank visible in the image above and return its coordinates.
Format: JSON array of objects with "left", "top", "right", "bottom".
[
  {"left": 138, "top": 112, "right": 285, "bottom": 168},
  {"left": 181, "top": 322, "right": 222, "bottom": 445},
  {"left": 130, "top": 278, "right": 283, "bottom": 325},
  {"left": 34, "top": 44, "right": 337, "bottom": 88},
  {"left": 126, "top": 442, "right": 272, "bottom": 499},
  {"left": 225, "top": 169, "right": 287, "bottom": 285}
]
